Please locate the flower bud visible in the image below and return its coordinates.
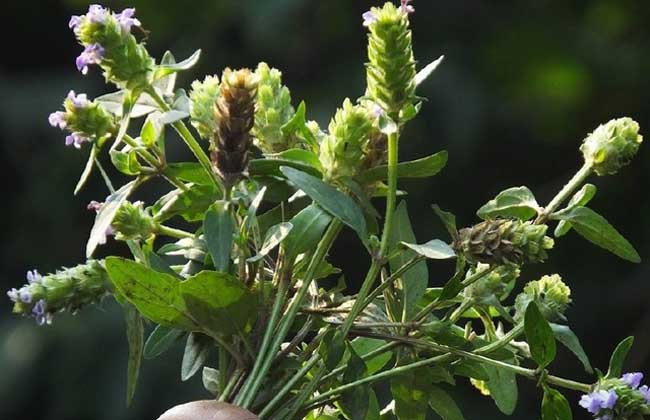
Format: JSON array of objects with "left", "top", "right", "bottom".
[
  {"left": 253, "top": 62, "right": 297, "bottom": 153},
  {"left": 579, "top": 373, "right": 650, "bottom": 419},
  {"left": 69, "top": 5, "right": 154, "bottom": 89},
  {"left": 364, "top": 2, "right": 417, "bottom": 117},
  {"left": 319, "top": 98, "right": 374, "bottom": 182},
  {"left": 581, "top": 117, "right": 643, "bottom": 176},
  {"left": 463, "top": 263, "right": 520, "bottom": 304},
  {"left": 513, "top": 274, "right": 571, "bottom": 322},
  {"left": 189, "top": 75, "right": 220, "bottom": 140},
  {"left": 211, "top": 68, "right": 259, "bottom": 186},
  {"left": 453, "top": 219, "right": 554, "bottom": 266},
  {"left": 112, "top": 201, "right": 157, "bottom": 241},
  {"left": 49, "top": 90, "right": 116, "bottom": 149},
  {"left": 7, "top": 261, "right": 110, "bottom": 325}
]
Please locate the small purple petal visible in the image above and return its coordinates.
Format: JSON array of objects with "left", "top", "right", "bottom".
[
  {"left": 69, "top": 15, "right": 82, "bottom": 30},
  {"left": 87, "top": 200, "right": 103, "bottom": 212},
  {"left": 32, "top": 300, "right": 52, "bottom": 326},
  {"left": 48, "top": 111, "right": 67, "bottom": 129},
  {"left": 26, "top": 270, "right": 42, "bottom": 284},
  {"left": 622, "top": 372, "right": 644, "bottom": 389},
  {"left": 7, "top": 288, "right": 19, "bottom": 303},
  {"left": 19, "top": 289, "right": 32, "bottom": 304},
  {"left": 362, "top": 11, "right": 378, "bottom": 27},
  {"left": 639, "top": 385, "right": 650, "bottom": 402},
  {"left": 67, "top": 90, "right": 90, "bottom": 108},
  {"left": 115, "top": 8, "right": 141, "bottom": 33},
  {"left": 65, "top": 132, "right": 89, "bottom": 149},
  {"left": 400, "top": 0, "right": 415, "bottom": 14},
  {"left": 87, "top": 4, "right": 109, "bottom": 24},
  {"left": 600, "top": 390, "right": 618, "bottom": 410},
  {"left": 579, "top": 393, "right": 602, "bottom": 415},
  {"left": 75, "top": 43, "right": 104, "bottom": 75}
]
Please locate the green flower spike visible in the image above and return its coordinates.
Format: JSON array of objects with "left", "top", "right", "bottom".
[
  {"left": 453, "top": 219, "right": 554, "bottom": 266},
  {"left": 581, "top": 117, "right": 643, "bottom": 176},
  {"left": 112, "top": 201, "right": 157, "bottom": 241},
  {"left": 253, "top": 62, "right": 297, "bottom": 153},
  {"left": 319, "top": 98, "right": 374, "bottom": 182},
  {"left": 514, "top": 274, "right": 572, "bottom": 322},
  {"left": 463, "top": 263, "right": 521, "bottom": 305},
  {"left": 364, "top": 2, "right": 417, "bottom": 118},
  {"left": 189, "top": 75, "right": 220, "bottom": 140}
]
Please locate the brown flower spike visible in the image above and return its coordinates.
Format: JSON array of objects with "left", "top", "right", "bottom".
[{"left": 211, "top": 68, "right": 258, "bottom": 187}]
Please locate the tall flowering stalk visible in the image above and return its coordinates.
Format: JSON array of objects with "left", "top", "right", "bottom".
[{"left": 6, "top": 2, "right": 650, "bottom": 420}]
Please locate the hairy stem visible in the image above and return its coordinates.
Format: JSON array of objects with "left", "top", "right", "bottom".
[{"left": 535, "top": 162, "right": 592, "bottom": 224}]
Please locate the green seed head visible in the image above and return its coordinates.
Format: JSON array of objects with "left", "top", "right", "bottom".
[
  {"left": 581, "top": 117, "right": 643, "bottom": 176},
  {"left": 189, "top": 75, "right": 220, "bottom": 140},
  {"left": 514, "top": 274, "right": 571, "bottom": 322},
  {"left": 464, "top": 263, "right": 521, "bottom": 304},
  {"left": 112, "top": 201, "right": 157, "bottom": 241}
]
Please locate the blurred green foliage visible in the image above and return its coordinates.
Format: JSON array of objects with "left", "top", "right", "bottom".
[{"left": 1, "top": 1, "right": 649, "bottom": 419}]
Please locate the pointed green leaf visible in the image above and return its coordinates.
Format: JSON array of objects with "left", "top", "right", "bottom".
[
  {"left": 319, "top": 329, "right": 346, "bottom": 371},
  {"left": 165, "top": 163, "right": 212, "bottom": 186},
  {"left": 281, "top": 101, "right": 319, "bottom": 151},
  {"left": 95, "top": 90, "right": 158, "bottom": 118},
  {"left": 155, "top": 49, "right": 201, "bottom": 79},
  {"left": 143, "top": 324, "right": 184, "bottom": 359},
  {"left": 280, "top": 166, "right": 367, "bottom": 239},
  {"left": 181, "top": 332, "right": 211, "bottom": 381},
  {"left": 391, "top": 367, "right": 435, "bottom": 420},
  {"left": 542, "top": 386, "right": 573, "bottom": 420},
  {"left": 554, "top": 206, "right": 640, "bottom": 262},
  {"left": 283, "top": 204, "right": 332, "bottom": 258},
  {"left": 477, "top": 186, "right": 540, "bottom": 221},
  {"left": 87, "top": 181, "right": 138, "bottom": 257},
  {"left": 125, "top": 303, "right": 144, "bottom": 406},
  {"left": 203, "top": 201, "right": 233, "bottom": 272},
  {"left": 550, "top": 323, "right": 593, "bottom": 373},
  {"left": 525, "top": 302, "right": 557, "bottom": 368},
  {"left": 428, "top": 385, "right": 465, "bottom": 420},
  {"left": 248, "top": 222, "right": 293, "bottom": 262},
  {"left": 606, "top": 336, "right": 634, "bottom": 378},
  {"left": 74, "top": 145, "right": 99, "bottom": 195},
  {"left": 202, "top": 366, "right": 220, "bottom": 396},
  {"left": 401, "top": 239, "right": 456, "bottom": 260},
  {"left": 432, "top": 205, "right": 458, "bottom": 240},
  {"left": 415, "top": 55, "right": 445, "bottom": 86},
  {"left": 484, "top": 362, "right": 518, "bottom": 415},
  {"left": 340, "top": 344, "right": 370, "bottom": 420},
  {"left": 153, "top": 184, "right": 221, "bottom": 222},
  {"left": 154, "top": 50, "right": 178, "bottom": 96},
  {"left": 554, "top": 184, "right": 597, "bottom": 237},
  {"left": 358, "top": 151, "right": 448, "bottom": 184}
]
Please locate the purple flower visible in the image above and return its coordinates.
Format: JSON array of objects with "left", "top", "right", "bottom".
[
  {"left": 87, "top": 4, "right": 109, "bottom": 24},
  {"left": 400, "top": 0, "right": 415, "bottom": 14},
  {"left": 69, "top": 15, "right": 82, "bottom": 31},
  {"left": 639, "top": 385, "right": 650, "bottom": 402},
  {"left": 19, "top": 288, "right": 32, "bottom": 304},
  {"left": 76, "top": 43, "right": 105, "bottom": 75},
  {"left": 32, "top": 300, "right": 52, "bottom": 326},
  {"left": 115, "top": 8, "right": 141, "bottom": 33},
  {"left": 372, "top": 104, "right": 385, "bottom": 118},
  {"left": 87, "top": 200, "right": 103, "bottom": 212},
  {"left": 7, "top": 288, "right": 19, "bottom": 303},
  {"left": 362, "top": 11, "right": 377, "bottom": 27},
  {"left": 48, "top": 111, "right": 67, "bottom": 129},
  {"left": 26, "top": 270, "right": 42, "bottom": 285},
  {"left": 579, "top": 390, "right": 618, "bottom": 415},
  {"left": 622, "top": 372, "right": 644, "bottom": 389},
  {"left": 65, "top": 132, "right": 89, "bottom": 149},
  {"left": 67, "top": 90, "right": 90, "bottom": 108}
]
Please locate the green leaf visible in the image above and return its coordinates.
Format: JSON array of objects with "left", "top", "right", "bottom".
[
  {"left": 319, "top": 329, "right": 346, "bottom": 371},
  {"left": 553, "top": 206, "right": 640, "bottom": 263},
  {"left": 340, "top": 344, "right": 370, "bottom": 420},
  {"left": 74, "top": 145, "right": 99, "bottom": 195},
  {"left": 358, "top": 151, "right": 448, "bottom": 184},
  {"left": 554, "top": 184, "right": 597, "bottom": 237},
  {"left": 87, "top": 180, "right": 138, "bottom": 258},
  {"left": 477, "top": 186, "right": 540, "bottom": 221},
  {"left": 550, "top": 323, "right": 593, "bottom": 374},
  {"left": 350, "top": 338, "right": 392, "bottom": 375},
  {"left": 428, "top": 385, "right": 465, "bottom": 420},
  {"left": 432, "top": 205, "right": 458, "bottom": 240},
  {"left": 140, "top": 112, "right": 163, "bottom": 147},
  {"left": 484, "top": 363, "right": 518, "bottom": 415},
  {"left": 143, "top": 324, "right": 184, "bottom": 360},
  {"left": 248, "top": 222, "right": 293, "bottom": 262},
  {"left": 452, "top": 359, "right": 490, "bottom": 381},
  {"left": 152, "top": 184, "right": 221, "bottom": 222},
  {"left": 155, "top": 49, "right": 201, "bottom": 79},
  {"left": 165, "top": 163, "right": 212, "bottom": 186},
  {"left": 159, "top": 89, "right": 190, "bottom": 124},
  {"left": 389, "top": 202, "right": 429, "bottom": 320},
  {"left": 606, "top": 336, "right": 634, "bottom": 378},
  {"left": 105, "top": 257, "right": 195, "bottom": 329},
  {"left": 401, "top": 239, "right": 455, "bottom": 260},
  {"left": 267, "top": 148, "right": 323, "bottom": 172},
  {"left": 542, "top": 386, "right": 573, "bottom": 420},
  {"left": 202, "top": 366, "right": 220, "bottom": 396},
  {"left": 144, "top": 249, "right": 181, "bottom": 279},
  {"left": 437, "top": 259, "right": 466, "bottom": 302},
  {"left": 280, "top": 166, "right": 367, "bottom": 239},
  {"left": 391, "top": 368, "right": 435, "bottom": 420},
  {"left": 124, "top": 304, "right": 144, "bottom": 406},
  {"left": 153, "top": 51, "right": 178, "bottom": 96},
  {"left": 203, "top": 202, "right": 234, "bottom": 272},
  {"left": 281, "top": 101, "right": 319, "bottom": 152},
  {"left": 110, "top": 148, "right": 142, "bottom": 176},
  {"left": 180, "top": 271, "right": 257, "bottom": 337},
  {"left": 249, "top": 150, "right": 322, "bottom": 178},
  {"left": 95, "top": 90, "right": 158, "bottom": 118},
  {"left": 181, "top": 332, "right": 211, "bottom": 381},
  {"left": 283, "top": 204, "right": 332, "bottom": 259},
  {"left": 524, "top": 302, "right": 557, "bottom": 368},
  {"left": 415, "top": 55, "right": 445, "bottom": 86}
]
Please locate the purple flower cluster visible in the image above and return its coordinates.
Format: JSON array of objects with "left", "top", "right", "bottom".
[
  {"left": 362, "top": 11, "right": 378, "bottom": 27},
  {"left": 7, "top": 270, "right": 51, "bottom": 325},
  {"left": 362, "top": 1, "right": 415, "bottom": 27},
  {"left": 48, "top": 91, "right": 92, "bottom": 149},
  {"left": 400, "top": 0, "right": 415, "bottom": 14},
  {"left": 68, "top": 5, "right": 141, "bottom": 75},
  {"left": 579, "top": 372, "right": 650, "bottom": 419},
  {"left": 32, "top": 300, "right": 52, "bottom": 326}
]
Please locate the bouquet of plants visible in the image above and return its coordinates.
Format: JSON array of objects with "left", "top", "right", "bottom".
[{"left": 8, "top": 2, "right": 648, "bottom": 419}]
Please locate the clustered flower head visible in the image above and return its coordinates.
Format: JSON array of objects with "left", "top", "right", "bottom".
[
  {"left": 7, "top": 261, "right": 110, "bottom": 326},
  {"left": 463, "top": 262, "right": 521, "bottom": 305},
  {"left": 580, "top": 372, "right": 650, "bottom": 419},
  {"left": 111, "top": 201, "right": 157, "bottom": 241},
  {"left": 49, "top": 90, "right": 115, "bottom": 149},
  {"left": 68, "top": 4, "right": 153, "bottom": 89},
  {"left": 514, "top": 274, "right": 571, "bottom": 322},
  {"left": 581, "top": 117, "right": 643, "bottom": 176},
  {"left": 189, "top": 75, "right": 221, "bottom": 140}
]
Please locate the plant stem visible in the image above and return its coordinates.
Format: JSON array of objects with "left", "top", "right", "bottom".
[
  {"left": 448, "top": 299, "right": 474, "bottom": 324},
  {"left": 157, "top": 224, "right": 195, "bottom": 239},
  {"left": 340, "top": 130, "right": 400, "bottom": 335},
  {"left": 320, "top": 341, "right": 400, "bottom": 383},
  {"left": 361, "top": 255, "right": 425, "bottom": 309},
  {"left": 146, "top": 87, "right": 222, "bottom": 193},
  {"left": 238, "top": 220, "right": 343, "bottom": 408},
  {"left": 475, "top": 323, "right": 524, "bottom": 355},
  {"left": 122, "top": 134, "right": 188, "bottom": 191},
  {"left": 535, "top": 162, "right": 592, "bottom": 224}
]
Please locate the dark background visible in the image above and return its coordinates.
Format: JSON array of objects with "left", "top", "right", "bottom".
[{"left": 2, "top": 1, "right": 650, "bottom": 419}]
